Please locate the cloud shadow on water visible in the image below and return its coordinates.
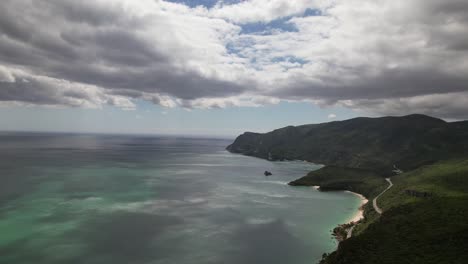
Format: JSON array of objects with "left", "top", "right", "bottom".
[
  {"left": 73, "top": 211, "right": 184, "bottom": 264},
  {"left": 226, "top": 219, "right": 311, "bottom": 264}
]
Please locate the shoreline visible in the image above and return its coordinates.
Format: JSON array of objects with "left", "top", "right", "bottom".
[
  {"left": 311, "top": 186, "right": 368, "bottom": 226},
  {"left": 312, "top": 186, "right": 369, "bottom": 241},
  {"left": 309, "top": 185, "right": 369, "bottom": 241},
  {"left": 344, "top": 191, "right": 368, "bottom": 225}
]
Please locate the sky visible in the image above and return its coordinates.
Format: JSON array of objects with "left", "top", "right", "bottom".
[{"left": 0, "top": 0, "right": 467, "bottom": 136}]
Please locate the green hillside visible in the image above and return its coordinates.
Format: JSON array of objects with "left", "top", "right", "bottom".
[
  {"left": 228, "top": 114, "right": 468, "bottom": 264},
  {"left": 319, "top": 159, "right": 468, "bottom": 264},
  {"left": 289, "top": 166, "right": 387, "bottom": 198},
  {"left": 227, "top": 114, "right": 468, "bottom": 175}
]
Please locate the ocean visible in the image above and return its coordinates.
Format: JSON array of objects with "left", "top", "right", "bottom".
[{"left": 0, "top": 133, "right": 361, "bottom": 264}]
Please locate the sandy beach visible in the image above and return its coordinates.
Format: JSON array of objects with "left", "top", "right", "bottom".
[{"left": 344, "top": 191, "right": 369, "bottom": 224}]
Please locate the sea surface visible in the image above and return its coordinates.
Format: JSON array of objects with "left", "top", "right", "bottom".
[{"left": 0, "top": 133, "right": 361, "bottom": 264}]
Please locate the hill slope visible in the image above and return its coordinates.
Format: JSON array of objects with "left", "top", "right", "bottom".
[
  {"left": 227, "top": 114, "right": 468, "bottom": 175},
  {"left": 320, "top": 159, "right": 468, "bottom": 264},
  {"left": 289, "top": 166, "right": 387, "bottom": 198},
  {"left": 228, "top": 114, "right": 468, "bottom": 264}
]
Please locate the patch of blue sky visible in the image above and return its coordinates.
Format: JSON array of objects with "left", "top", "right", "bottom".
[
  {"left": 238, "top": 7, "right": 323, "bottom": 35},
  {"left": 272, "top": 56, "right": 309, "bottom": 65},
  {"left": 165, "top": 0, "right": 242, "bottom": 8},
  {"left": 225, "top": 38, "right": 254, "bottom": 57},
  {"left": 165, "top": 0, "right": 219, "bottom": 8},
  {"left": 240, "top": 16, "right": 298, "bottom": 35},
  {"left": 271, "top": 56, "right": 310, "bottom": 70},
  {"left": 303, "top": 8, "right": 323, "bottom": 17}
]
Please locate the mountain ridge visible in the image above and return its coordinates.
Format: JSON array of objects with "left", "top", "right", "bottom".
[{"left": 227, "top": 114, "right": 468, "bottom": 175}]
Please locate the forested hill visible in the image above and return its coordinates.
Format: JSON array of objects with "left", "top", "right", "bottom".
[{"left": 227, "top": 114, "right": 468, "bottom": 175}]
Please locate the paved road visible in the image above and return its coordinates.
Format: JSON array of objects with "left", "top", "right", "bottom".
[{"left": 373, "top": 178, "right": 393, "bottom": 214}]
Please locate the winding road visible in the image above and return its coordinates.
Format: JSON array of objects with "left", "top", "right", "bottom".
[
  {"left": 372, "top": 178, "right": 393, "bottom": 214},
  {"left": 347, "top": 178, "right": 393, "bottom": 239}
]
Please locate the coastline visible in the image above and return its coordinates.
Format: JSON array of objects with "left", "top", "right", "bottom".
[
  {"left": 315, "top": 187, "right": 368, "bottom": 242},
  {"left": 311, "top": 186, "right": 368, "bottom": 226},
  {"left": 344, "top": 191, "right": 368, "bottom": 225}
]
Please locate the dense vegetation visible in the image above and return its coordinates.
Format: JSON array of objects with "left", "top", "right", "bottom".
[
  {"left": 320, "top": 159, "right": 468, "bottom": 264},
  {"left": 228, "top": 114, "right": 468, "bottom": 264},
  {"left": 227, "top": 114, "right": 468, "bottom": 175},
  {"left": 289, "top": 166, "right": 387, "bottom": 198}
]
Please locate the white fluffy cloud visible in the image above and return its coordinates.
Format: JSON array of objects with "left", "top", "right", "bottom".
[
  {"left": 0, "top": 0, "right": 467, "bottom": 118},
  {"left": 205, "top": 0, "right": 330, "bottom": 23}
]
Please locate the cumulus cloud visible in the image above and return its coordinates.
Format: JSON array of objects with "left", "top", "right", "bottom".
[
  {"left": 328, "top": 113, "right": 336, "bottom": 119},
  {"left": 0, "top": 67, "right": 136, "bottom": 109},
  {"left": 0, "top": 0, "right": 467, "bottom": 118},
  {"left": 0, "top": 0, "right": 249, "bottom": 108}
]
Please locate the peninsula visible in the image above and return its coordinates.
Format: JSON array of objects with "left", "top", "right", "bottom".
[{"left": 227, "top": 114, "right": 468, "bottom": 264}]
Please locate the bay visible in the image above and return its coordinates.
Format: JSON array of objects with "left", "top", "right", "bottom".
[{"left": 0, "top": 133, "right": 361, "bottom": 264}]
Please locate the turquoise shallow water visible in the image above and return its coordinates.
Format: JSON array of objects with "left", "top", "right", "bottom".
[{"left": 0, "top": 133, "right": 361, "bottom": 264}]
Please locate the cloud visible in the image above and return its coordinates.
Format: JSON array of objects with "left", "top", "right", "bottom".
[
  {"left": 0, "top": 0, "right": 467, "bottom": 118},
  {"left": 205, "top": 0, "right": 329, "bottom": 23},
  {"left": 0, "top": 66, "right": 135, "bottom": 109},
  {"left": 340, "top": 92, "right": 468, "bottom": 120},
  {"left": 180, "top": 95, "right": 280, "bottom": 109},
  {"left": 0, "top": 0, "right": 249, "bottom": 108},
  {"left": 328, "top": 113, "right": 336, "bottom": 119},
  {"left": 0, "top": 65, "right": 15, "bottom": 82}
]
